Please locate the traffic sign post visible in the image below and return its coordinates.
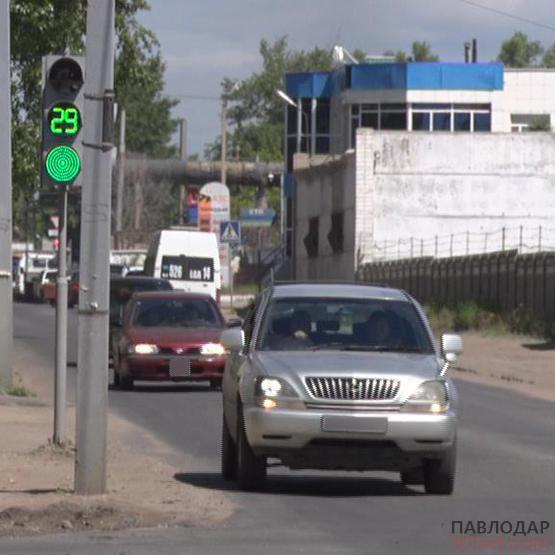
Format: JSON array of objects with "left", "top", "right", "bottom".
[{"left": 220, "top": 221, "right": 241, "bottom": 309}]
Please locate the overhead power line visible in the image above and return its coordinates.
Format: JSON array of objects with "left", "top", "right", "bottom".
[{"left": 457, "top": 0, "right": 555, "bottom": 33}]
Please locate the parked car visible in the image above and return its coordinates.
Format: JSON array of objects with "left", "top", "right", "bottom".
[
  {"left": 112, "top": 291, "right": 230, "bottom": 389},
  {"left": 68, "top": 271, "right": 80, "bottom": 308},
  {"left": 220, "top": 282, "right": 462, "bottom": 493},
  {"left": 109, "top": 276, "right": 173, "bottom": 360}
]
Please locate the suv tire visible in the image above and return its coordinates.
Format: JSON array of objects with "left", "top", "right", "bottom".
[
  {"left": 221, "top": 414, "right": 237, "bottom": 480},
  {"left": 424, "top": 442, "right": 456, "bottom": 495},
  {"left": 236, "top": 405, "right": 266, "bottom": 491}
]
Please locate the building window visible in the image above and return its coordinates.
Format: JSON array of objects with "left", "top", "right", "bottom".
[
  {"left": 412, "top": 112, "right": 430, "bottom": 131},
  {"left": 474, "top": 112, "right": 491, "bottom": 132},
  {"left": 381, "top": 111, "right": 407, "bottom": 130},
  {"left": 454, "top": 112, "right": 471, "bottom": 131},
  {"left": 510, "top": 114, "right": 550, "bottom": 132},
  {"left": 327, "top": 212, "right": 344, "bottom": 253},
  {"left": 433, "top": 112, "right": 450, "bottom": 131},
  {"left": 304, "top": 217, "right": 319, "bottom": 258}
]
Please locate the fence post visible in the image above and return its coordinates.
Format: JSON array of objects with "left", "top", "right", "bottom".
[
  {"left": 519, "top": 225, "right": 523, "bottom": 251},
  {"left": 484, "top": 232, "right": 488, "bottom": 254},
  {"left": 449, "top": 234, "right": 453, "bottom": 258},
  {"left": 384, "top": 241, "right": 387, "bottom": 260},
  {"left": 466, "top": 231, "right": 469, "bottom": 255},
  {"left": 434, "top": 235, "right": 438, "bottom": 258},
  {"left": 397, "top": 238, "right": 400, "bottom": 259},
  {"left": 420, "top": 239, "right": 424, "bottom": 257},
  {"left": 410, "top": 237, "right": 414, "bottom": 258},
  {"left": 502, "top": 227, "right": 506, "bottom": 252},
  {"left": 538, "top": 225, "right": 542, "bottom": 252}
]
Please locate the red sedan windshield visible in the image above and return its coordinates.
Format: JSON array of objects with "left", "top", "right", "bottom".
[{"left": 132, "top": 298, "right": 223, "bottom": 329}]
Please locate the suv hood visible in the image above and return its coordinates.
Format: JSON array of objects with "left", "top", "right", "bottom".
[{"left": 252, "top": 351, "right": 442, "bottom": 398}]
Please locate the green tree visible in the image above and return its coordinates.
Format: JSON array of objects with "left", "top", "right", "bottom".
[
  {"left": 206, "top": 36, "right": 334, "bottom": 163},
  {"left": 497, "top": 32, "right": 543, "bottom": 67},
  {"left": 384, "top": 41, "right": 439, "bottom": 62},
  {"left": 9, "top": 0, "right": 177, "bottom": 235},
  {"left": 543, "top": 43, "right": 555, "bottom": 67}
]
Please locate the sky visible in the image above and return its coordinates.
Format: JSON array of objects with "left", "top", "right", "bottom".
[{"left": 138, "top": 0, "right": 555, "bottom": 158}]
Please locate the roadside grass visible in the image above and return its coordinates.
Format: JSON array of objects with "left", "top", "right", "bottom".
[
  {"left": 0, "top": 379, "right": 36, "bottom": 398},
  {"left": 426, "top": 301, "right": 555, "bottom": 340}
]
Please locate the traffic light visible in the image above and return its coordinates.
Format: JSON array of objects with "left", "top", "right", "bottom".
[{"left": 41, "top": 55, "right": 85, "bottom": 188}]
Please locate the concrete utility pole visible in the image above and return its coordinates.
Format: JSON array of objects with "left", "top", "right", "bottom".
[
  {"left": 220, "top": 97, "right": 228, "bottom": 185},
  {"left": 178, "top": 118, "right": 187, "bottom": 225},
  {"left": 115, "top": 107, "right": 125, "bottom": 241},
  {"left": 53, "top": 188, "right": 68, "bottom": 445},
  {"left": 75, "top": 0, "right": 115, "bottom": 495},
  {"left": 0, "top": 0, "right": 13, "bottom": 386}
]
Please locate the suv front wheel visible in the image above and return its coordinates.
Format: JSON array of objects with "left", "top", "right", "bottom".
[
  {"left": 236, "top": 405, "right": 266, "bottom": 491},
  {"left": 424, "top": 441, "right": 456, "bottom": 495}
]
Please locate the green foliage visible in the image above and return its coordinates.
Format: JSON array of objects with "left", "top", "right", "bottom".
[
  {"left": 543, "top": 44, "right": 555, "bottom": 67},
  {"left": 9, "top": 0, "right": 177, "bottom": 236},
  {"left": 527, "top": 116, "right": 551, "bottom": 131},
  {"left": 206, "top": 36, "right": 334, "bottom": 162},
  {"left": 0, "top": 380, "right": 36, "bottom": 398},
  {"left": 426, "top": 301, "right": 554, "bottom": 340},
  {"left": 497, "top": 32, "right": 543, "bottom": 67},
  {"left": 384, "top": 41, "right": 439, "bottom": 63}
]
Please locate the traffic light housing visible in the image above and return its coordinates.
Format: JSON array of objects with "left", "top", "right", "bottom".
[{"left": 41, "top": 55, "right": 85, "bottom": 188}]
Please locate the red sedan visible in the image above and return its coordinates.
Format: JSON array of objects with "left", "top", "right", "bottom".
[{"left": 113, "top": 291, "right": 230, "bottom": 390}]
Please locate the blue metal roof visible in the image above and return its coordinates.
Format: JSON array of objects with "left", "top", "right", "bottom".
[{"left": 285, "top": 63, "right": 504, "bottom": 98}]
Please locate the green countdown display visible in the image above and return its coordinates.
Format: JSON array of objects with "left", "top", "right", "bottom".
[
  {"left": 48, "top": 102, "right": 81, "bottom": 136},
  {"left": 45, "top": 145, "right": 81, "bottom": 183}
]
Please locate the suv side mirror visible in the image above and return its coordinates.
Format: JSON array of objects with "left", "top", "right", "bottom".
[
  {"left": 221, "top": 328, "right": 245, "bottom": 353},
  {"left": 226, "top": 317, "right": 243, "bottom": 328},
  {"left": 441, "top": 333, "right": 463, "bottom": 363}
]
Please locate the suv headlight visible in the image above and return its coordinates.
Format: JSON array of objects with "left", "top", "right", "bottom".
[
  {"left": 401, "top": 380, "right": 449, "bottom": 413},
  {"left": 200, "top": 343, "right": 226, "bottom": 356},
  {"left": 254, "top": 376, "right": 299, "bottom": 409},
  {"left": 128, "top": 343, "right": 159, "bottom": 355}
]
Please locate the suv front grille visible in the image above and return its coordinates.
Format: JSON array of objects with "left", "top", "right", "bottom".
[{"left": 305, "top": 377, "right": 400, "bottom": 401}]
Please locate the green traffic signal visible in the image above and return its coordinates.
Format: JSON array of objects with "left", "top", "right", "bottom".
[{"left": 45, "top": 145, "right": 81, "bottom": 183}]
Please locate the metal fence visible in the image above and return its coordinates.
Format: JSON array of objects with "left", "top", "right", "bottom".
[
  {"left": 357, "top": 250, "right": 555, "bottom": 322},
  {"left": 369, "top": 226, "right": 555, "bottom": 262}
]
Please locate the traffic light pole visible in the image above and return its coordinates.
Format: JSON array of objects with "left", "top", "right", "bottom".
[
  {"left": 0, "top": 0, "right": 12, "bottom": 387},
  {"left": 53, "top": 187, "right": 68, "bottom": 445},
  {"left": 75, "top": 0, "right": 115, "bottom": 495}
]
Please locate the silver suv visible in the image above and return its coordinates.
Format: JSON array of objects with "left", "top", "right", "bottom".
[{"left": 220, "top": 283, "right": 462, "bottom": 494}]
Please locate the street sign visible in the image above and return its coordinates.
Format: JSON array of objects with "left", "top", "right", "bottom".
[
  {"left": 220, "top": 220, "right": 241, "bottom": 244},
  {"left": 240, "top": 208, "right": 276, "bottom": 228}
]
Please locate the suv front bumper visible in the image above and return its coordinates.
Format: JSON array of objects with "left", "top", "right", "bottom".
[{"left": 244, "top": 405, "right": 456, "bottom": 454}]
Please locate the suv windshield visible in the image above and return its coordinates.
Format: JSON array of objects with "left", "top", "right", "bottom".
[
  {"left": 132, "top": 298, "right": 223, "bottom": 328},
  {"left": 258, "top": 297, "right": 433, "bottom": 353}
]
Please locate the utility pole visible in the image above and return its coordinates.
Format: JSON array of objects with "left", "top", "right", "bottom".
[
  {"left": 75, "top": 0, "right": 115, "bottom": 495},
  {"left": 220, "top": 97, "right": 228, "bottom": 185},
  {"left": 53, "top": 188, "right": 68, "bottom": 445},
  {"left": 0, "top": 0, "right": 13, "bottom": 386},
  {"left": 115, "top": 107, "right": 125, "bottom": 245},
  {"left": 179, "top": 118, "right": 187, "bottom": 225}
]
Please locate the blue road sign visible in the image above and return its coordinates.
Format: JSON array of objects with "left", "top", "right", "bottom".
[
  {"left": 220, "top": 220, "right": 241, "bottom": 244},
  {"left": 240, "top": 208, "right": 276, "bottom": 228}
]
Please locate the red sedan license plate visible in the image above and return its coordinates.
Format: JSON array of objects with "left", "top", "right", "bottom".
[{"left": 169, "top": 358, "right": 191, "bottom": 377}]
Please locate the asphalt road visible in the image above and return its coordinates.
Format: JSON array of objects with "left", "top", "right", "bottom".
[{"left": 3, "top": 302, "right": 555, "bottom": 554}]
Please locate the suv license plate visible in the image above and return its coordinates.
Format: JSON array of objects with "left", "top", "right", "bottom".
[
  {"left": 321, "top": 415, "right": 387, "bottom": 434},
  {"left": 169, "top": 358, "right": 191, "bottom": 377}
]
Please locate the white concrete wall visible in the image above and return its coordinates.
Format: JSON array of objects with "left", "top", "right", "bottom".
[
  {"left": 355, "top": 130, "right": 555, "bottom": 264},
  {"left": 294, "top": 153, "right": 356, "bottom": 280}
]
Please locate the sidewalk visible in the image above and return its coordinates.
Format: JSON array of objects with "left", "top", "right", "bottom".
[
  {"left": 0, "top": 339, "right": 233, "bottom": 538},
  {"left": 454, "top": 332, "right": 555, "bottom": 403}
]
